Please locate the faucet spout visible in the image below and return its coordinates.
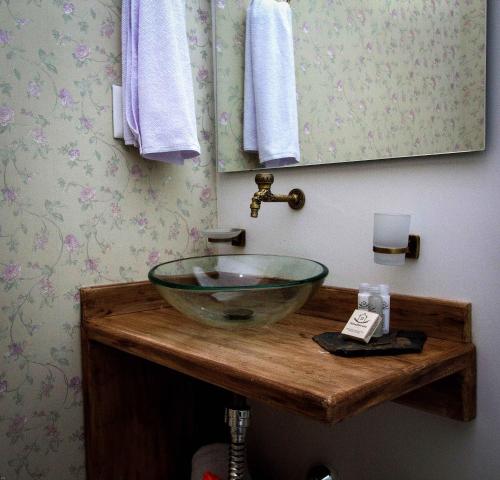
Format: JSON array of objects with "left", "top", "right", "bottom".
[
  {"left": 250, "top": 190, "right": 266, "bottom": 218},
  {"left": 250, "top": 203, "right": 260, "bottom": 218}
]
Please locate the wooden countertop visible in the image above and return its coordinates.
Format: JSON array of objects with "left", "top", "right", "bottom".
[{"left": 81, "top": 282, "right": 476, "bottom": 424}]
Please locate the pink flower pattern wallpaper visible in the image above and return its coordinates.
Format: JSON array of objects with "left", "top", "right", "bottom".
[
  {"left": 214, "top": 0, "right": 486, "bottom": 172},
  {"left": 0, "top": 0, "right": 216, "bottom": 478}
]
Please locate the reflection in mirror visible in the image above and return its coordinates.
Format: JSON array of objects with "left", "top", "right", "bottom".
[{"left": 213, "top": 0, "right": 486, "bottom": 173}]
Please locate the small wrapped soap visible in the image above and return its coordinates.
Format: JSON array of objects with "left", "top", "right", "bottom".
[{"left": 341, "top": 309, "right": 382, "bottom": 343}]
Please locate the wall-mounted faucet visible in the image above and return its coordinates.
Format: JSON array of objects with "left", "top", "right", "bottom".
[{"left": 250, "top": 173, "right": 305, "bottom": 218}]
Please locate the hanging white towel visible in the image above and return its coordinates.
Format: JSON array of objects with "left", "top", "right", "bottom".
[
  {"left": 121, "top": 0, "right": 201, "bottom": 164},
  {"left": 244, "top": 0, "right": 300, "bottom": 167}
]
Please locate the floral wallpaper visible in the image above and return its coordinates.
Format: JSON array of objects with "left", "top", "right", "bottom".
[
  {"left": 0, "top": 0, "right": 216, "bottom": 478},
  {"left": 215, "top": 0, "right": 486, "bottom": 172}
]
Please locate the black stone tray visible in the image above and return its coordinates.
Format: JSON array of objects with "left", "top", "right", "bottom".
[{"left": 313, "top": 330, "right": 427, "bottom": 357}]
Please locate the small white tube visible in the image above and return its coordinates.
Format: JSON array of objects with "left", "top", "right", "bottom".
[
  {"left": 357, "top": 283, "right": 370, "bottom": 310},
  {"left": 378, "top": 284, "right": 391, "bottom": 334}
]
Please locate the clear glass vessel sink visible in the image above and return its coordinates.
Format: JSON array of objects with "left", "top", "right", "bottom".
[{"left": 148, "top": 254, "right": 329, "bottom": 328}]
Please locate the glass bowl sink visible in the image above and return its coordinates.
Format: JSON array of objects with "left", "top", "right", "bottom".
[{"left": 148, "top": 254, "right": 329, "bottom": 328}]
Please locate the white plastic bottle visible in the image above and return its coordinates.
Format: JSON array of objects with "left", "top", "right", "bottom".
[
  {"left": 358, "top": 283, "right": 370, "bottom": 310},
  {"left": 368, "top": 285, "right": 384, "bottom": 337},
  {"left": 378, "top": 284, "right": 391, "bottom": 334}
]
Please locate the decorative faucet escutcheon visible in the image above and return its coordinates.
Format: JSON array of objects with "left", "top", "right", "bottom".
[{"left": 250, "top": 173, "right": 305, "bottom": 218}]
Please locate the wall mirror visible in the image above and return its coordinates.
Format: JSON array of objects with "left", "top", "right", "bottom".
[{"left": 213, "top": 0, "right": 486, "bottom": 173}]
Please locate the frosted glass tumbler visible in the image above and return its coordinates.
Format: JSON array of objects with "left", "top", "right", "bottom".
[{"left": 373, "top": 213, "right": 411, "bottom": 266}]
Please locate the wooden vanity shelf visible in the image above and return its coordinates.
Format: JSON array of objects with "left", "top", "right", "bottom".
[{"left": 81, "top": 281, "right": 475, "bottom": 479}]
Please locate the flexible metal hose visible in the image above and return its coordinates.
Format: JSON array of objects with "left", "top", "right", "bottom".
[
  {"left": 226, "top": 404, "right": 250, "bottom": 480},
  {"left": 228, "top": 441, "right": 247, "bottom": 480}
]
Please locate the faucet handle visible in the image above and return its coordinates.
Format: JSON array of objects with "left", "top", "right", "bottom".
[{"left": 255, "top": 173, "right": 274, "bottom": 189}]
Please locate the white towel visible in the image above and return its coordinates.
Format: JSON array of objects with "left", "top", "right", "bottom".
[
  {"left": 243, "top": 0, "right": 300, "bottom": 167},
  {"left": 121, "top": 0, "right": 201, "bottom": 164}
]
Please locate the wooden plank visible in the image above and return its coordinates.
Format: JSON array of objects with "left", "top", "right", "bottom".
[
  {"left": 83, "top": 307, "right": 475, "bottom": 424},
  {"left": 80, "top": 283, "right": 476, "bottom": 478},
  {"left": 395, "top": 349, "right": 476, "bottom": 421},
  {"left": 81, "top": 330, "right": 228, "bottom": 480},
  {"left": 298, "top": 286, "right": 471, "bottom": 343},
  {"left": 80, "top": 281, "right": 165, "bottom": 322},
  {"left": 80, "top": 282, "right": 471, "bottom": 342}
]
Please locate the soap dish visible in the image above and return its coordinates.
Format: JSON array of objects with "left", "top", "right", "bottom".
[{"left": 201, "top": 227, "right": 246, "bottom": 247}]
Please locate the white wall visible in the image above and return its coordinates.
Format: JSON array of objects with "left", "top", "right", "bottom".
[{"left": 216, "top": 3, "right": 500, "bottom": 479}]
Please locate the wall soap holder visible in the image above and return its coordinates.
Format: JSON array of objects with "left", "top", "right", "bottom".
[{"left": 202, "top": 227, "right": 246, "bottom": 247}]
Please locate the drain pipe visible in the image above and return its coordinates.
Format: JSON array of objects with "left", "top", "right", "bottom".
[{"left": 226, "top": 394, "right": 250, "bottom": 480}]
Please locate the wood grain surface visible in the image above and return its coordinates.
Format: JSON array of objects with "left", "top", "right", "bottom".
[
  {"left": 80, "top": 281, "right": 476, "bottom": 479},
  {"left": 299, "top": 286, "right": 471, "bottom": 343},
  {"left": 81, "top": 282, "right": 472, "bottom": 342},
  {"left": 81, "top": 329, "right": 228, "bottom": 479},
  {"left": 81, "top": 281, "right": 475, "bottom": 424}
]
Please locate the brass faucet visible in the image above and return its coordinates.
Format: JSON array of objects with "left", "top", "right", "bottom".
[{"left": 250, "top": 173, "right": 305, "bottom": 218}]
